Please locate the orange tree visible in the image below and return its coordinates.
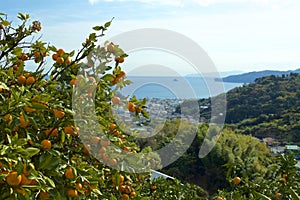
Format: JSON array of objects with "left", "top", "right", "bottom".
[
  {"left": 0, "top": 13, "right": 208, "bottom": 199},
  {"left": 216, "top": 153, "right": 300, "bottom": 200}
]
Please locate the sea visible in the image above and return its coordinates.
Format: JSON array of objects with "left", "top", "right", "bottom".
[{"left": 120, "top": 76, "right": 244, "bottom": 99}]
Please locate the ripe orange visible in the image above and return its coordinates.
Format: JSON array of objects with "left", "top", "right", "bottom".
[
  {"left": 115, "top": 56, "right": 125, "bottom": 63},
  {"left": 0, "top": 87, "right": 3, "bottom": 92},
  {"left": 276, "top": 193, "right": 281, "bottom": 198},
  {"left": 21, "top": 54, "right": 28, "bottom": 61},
  {"left": 26, "top": 76, "right": 35, "bottom": 85},
  {"left": 100, "top": 140, "right": 110, "bottom": 147},
  {"left": 123, "top": 146, "right": 130, "bottom": 152},
  {"left": 19, "top": 115, "right": 28, "bottom": 128},
  {"left": 65, "top": 168, "right": 74, "bottom": 179},
  {"left": 234, "top": 177, "right": 241, "bottom": 185},
  {"left": 6, "top": 171, "right": 22, "bottom": 186},
  {"left": 75, "top": 182, "right": 83, "bottom": 190},
  {"left": 41, "top": 139, "right": 51, "bottom": 150},
  {"left": 109, "top": 123, "right": 117, "bottom": 130},
  {"left": 122, "top": 194, "right": 130, "bottom": 200},
  {"left": 64, "top": 125, "right": 79, "bottom": 136},
  {"left": 70, "top": 79, "right": 75, "bottom": 86},
  {"left": 127, "top": 102, "right": 136, "bottom": 112},
  {"left": 20, "top": 173, "right": 32, "bottom": 185},
  {"left": 151, "top": 185, "right": 157, "bottom": 190},
  {"left": 54, "top": 109, "right": 65, "bottom": 118},
  {"left": 109, "top": 158, "right": 117, "bottom": 166},
  {"left": 118, "top": 71, "right": 126, "bottom": 78},
  {"left": 66, "top": 188, "right": 78, "bottom": 197},
  {"left": 52, "top": 53, "right": 59, "bottom": 60},
  {"left": 217, "top": 197, "right": 224, "bottom": 200},
  {"left": 66, "top": 57, "right": 72, "bottom": 65},
  {"left": 17, "top": 75, "right": 26, "bottom": 84},
  {"left": 92, "top": 136, "right": 100, "bottom": 144},
  {"left": 34, "top": 51, "right": 41, "bottom": 58},
  {"left": 57, "top": 48, "right": 64, "bottom": 56},
  {"left": 56, "top": 57, "right": 64, "bottom": 64},
  {"left": 4, "top": 114, "right": 12, "bottom": 126},
  {"left": 119, "top": 174, "right": 125, "bottom": 183},
  {"left": 39, "top": 191, "right": 50, "bottom": 199},
  {"left": 112, "top": 96, "right": 121, "bottom": 105},
  {"left": 24, "top": 72, "right": 30, "bottom": 78},
  {"left": 130, "top": 191, "right": 136, "bottom": 197},
  {"left": 281, "top": 177, "right": 286, "bottom": 183},
  {"left": 45, "top": 128, "right": 58, "bottom": 137}
]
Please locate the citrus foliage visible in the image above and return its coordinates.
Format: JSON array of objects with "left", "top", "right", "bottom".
[
  {"left": 217, "top": 153, "right": 300, "bottom": 200},
  {"left": 0, "top": 13, "right": 208, "bottom": 200}
]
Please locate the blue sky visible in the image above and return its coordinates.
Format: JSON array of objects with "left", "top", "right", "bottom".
[{"left": 2, "top": 0, "right": 300, "bottom": 75}]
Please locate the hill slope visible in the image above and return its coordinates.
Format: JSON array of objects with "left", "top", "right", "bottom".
[{"left": 219, "top": 68, "right": 300, "bottom": 83}]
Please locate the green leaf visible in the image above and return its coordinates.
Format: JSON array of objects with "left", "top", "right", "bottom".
[
  {"left": 141, "top": 110, "right": 150, "bottom": 119},
  {"left": 289, "top": 188, "right": 300, "bottom": 200},
  {"left": 102, "top": 74, "right": 115, "bottom": 82},
  {"left": 18, "top": 13, "right": 26, "bottom": 20},
  {"left": 25, "top": 147, "right": 40, "bottom": 157},
  {"left": 253, "top": 191, "right": 271, "bottom": 200},
  {"left": 1, "top": 20, "right": 10, "bottom": 26},
  {"left": 92, "top": 26, "right": 103, "bottom": 31},
  {"left": 104, "top": 21, "right": 112, "bottom": 28},
  {"left": 44, "top": 176, "right": 56, "bottom": 188}
]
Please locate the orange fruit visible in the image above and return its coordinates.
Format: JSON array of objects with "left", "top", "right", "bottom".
[
  {"left": 151, "top": 185, "right": 157, "bottom": 190},
  {"left": 107, "top": 43, "right": 115, "bottom": 52},
  {"left": 276, "top": 193, "right": 281, "bottom": 198},
  {"left": 52, "top": 53, "right": 59, "bottom": 60},
  {"left": 21, "top": 54, "right": 28, "bottom": 61},
  {"left": 281, "top": 177, "right": 286, "bottom": 183},
  {"left": 64, "top": 126, "right": 79, "bottom": 136},
  {"left": 109, "top": 123, "right": 117, "bottom": 130},
  {"left": 92, "top": 136, "right": 100, "bottom": 144},
  {"left": 41, "top": 139, "right": 51, "bottom": 150},
  {"left": 75, "top": 182, "right": 83, "bottom": 190},
  {"left": 39, "top": 191, "right": 50, "bottom": 199},
  {"left": 119, "top": 174, "right": 124, "bottom": 183},
  {"left": 34, "top": 51, "right": 41, "bottom": 58},
  {"left": 122, "top": 194, "right": 130, "bottom": 200},
  {"left": 4, "top": 114, "right": 12, "bottom": 126},
  {"left": 283, "top": 173, "right": 288, "bottom": 178},
  {"left": 0, "top": 87, "right": 3, "bottom": 92},
  {"left": 54, "top": 109, "right": 65, "bottom": 118},
  {"left": 127, "top": 102, "right": 135, "bottom": 112},
  {"left": 17, "top": 75, "right": 26, "bottom": 84},
  {"left": 86, "top": 38, "right": 91, "bottom": 44},
  {"left": 123, "top": 146, "right": 130, "bottom": 152},
  {"left": 70, "top": 79, "right": 76, "bottom": 86},
  {"left": 6, "top": 171, "right": 22, "bottom": 186},
  {"left": 66, "top": 57, "right": 72, "bottom": 65},
  {"left": 112, "top": 96, "right": 121, "bottom": 105},
  {"left": 24, "top": 72, "right": 30, "bottom": 78},
  {"left": 99, "top": 147, "right": 106, "bottom": 154},
  {"left": 217, "top": 197, "right": 224, "bottom": 200},
  {"left": 130, "top": 191, "right": 136, "bottom": 197},
  {"left": 117, "top": 71, "right": 126, "bottom": 78},
  {"left": 234, "top": 177, "right": 241, "bottom": 185},
  {"left": 66, "top": 188, "right": 78, "bottom": 197},
  {"left": 23, "top": 163, "right": 34, "bottom": 176},
  {"left": 20, "top": 173, "right": 32, "bottom": 185},
  {"left": 56, "top": 57, "right": 64, "bottom": 64},
  {"left": 100, "top": 140, "right": 110, "bottom": 147},
  {"left": 109, "top": 158, "right": 117, "bottom": 166},
  {"left": 19, "top": 115, "right": 28, "bottom": 128},
  {"left": 57, "top": 48, "right": 64, "bottom": 56},
  {"left": 15, "top": 188, "right": 25, "bottom": 196},
  {"left": 115, "top": 56, "right": 125, "bottom": 63},
  {"left": 26, "top": 76, "right": 35, "bottom": 85},
  {"left": 65, "top": 168, "right": 74, "bottom": 179},
  {"left": 45, "top": 128, "right": 58, "bottom": 137}
]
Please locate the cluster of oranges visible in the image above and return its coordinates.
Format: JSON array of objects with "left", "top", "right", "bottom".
[
  {"left": 110, "top": 70, "right": 126, "bottom": 86},
  {"left": 52, "top": 48, "right": 72, "bottom": 65},
  {"left": 17, "top": 72, "right": 35, "bottom": 85}
]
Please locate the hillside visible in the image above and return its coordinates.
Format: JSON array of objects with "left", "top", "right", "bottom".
[
  {"left": 217, "top": 68, "right": 300, "bottom": 83},
  {"left": 176, "top": 73, "right": 300, "bottom": 144}
]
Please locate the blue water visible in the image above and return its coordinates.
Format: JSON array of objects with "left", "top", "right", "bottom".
[{"left": 120, "top": 76, "right": 243, "bottom": 99}]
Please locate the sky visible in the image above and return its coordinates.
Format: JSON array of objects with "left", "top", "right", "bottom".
[{"left": 2, "top": 0, "right": 300, "bottom": 76}]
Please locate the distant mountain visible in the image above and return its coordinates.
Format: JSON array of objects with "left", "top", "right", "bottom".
[
  {"left": 218, "top": 68, "right": 300, "bottom": 83},
  {"left": 185, "top": 70, "right": 244, "bottom": 78}
]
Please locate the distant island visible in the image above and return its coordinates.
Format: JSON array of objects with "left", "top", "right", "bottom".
[{"left": 215, "top": 68, "right": 300, "bottom": 83}]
